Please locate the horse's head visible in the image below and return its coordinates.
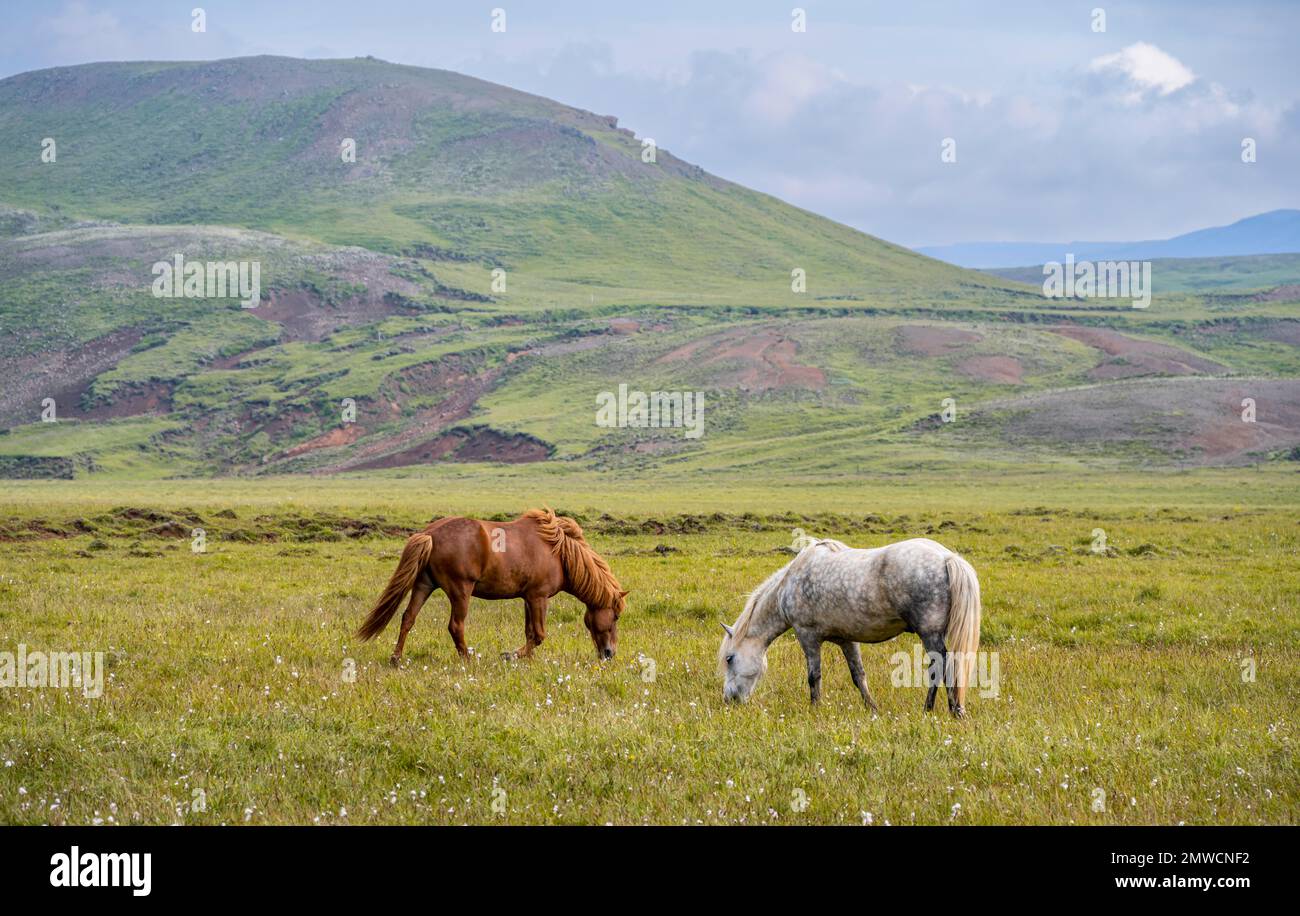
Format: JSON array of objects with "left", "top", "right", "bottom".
[
  {"left": 719, "top": 621, "right": 768, "bottom": 703},
  {"left": 584, "top": 590, "right": 628, "bottom": 660}
]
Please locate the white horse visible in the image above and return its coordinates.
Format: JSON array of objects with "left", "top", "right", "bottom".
[{"left": 719, "top": 538, "right": 982, "bottom": 717}]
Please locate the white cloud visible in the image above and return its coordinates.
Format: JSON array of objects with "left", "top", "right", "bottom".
[
  {"left": 1089, "top": 42, "right": 1195, "bottom": 97},
  {"left": 742, "top": 54, "right": 837, "bottom": 125},
  {"left": 460, "top": 36, "right": 1298, "bottom": 244}
]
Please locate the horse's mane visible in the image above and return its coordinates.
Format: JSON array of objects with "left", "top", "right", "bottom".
[
  {"left": 719, "top": 538, "right": 849, "bottom": 671},
  {"left": 524, "top": 508, "right": 625, "bottom": 610}
]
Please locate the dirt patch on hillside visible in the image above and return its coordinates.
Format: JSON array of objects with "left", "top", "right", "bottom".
[
  {"left": 348, "top": 427, "right": 550, "bottom": 469},
  {"left": 253, "top": 355, "right": 487, "bottom": 468},
  {"left": 304, "top": 354, "right": 521, "bottom": 472},
  {"left": 1049, "top": 326, "right": 1226, "bottom": 380},
  {"left": 1253, "top": 321, "right": 1300, "bottom": 346},
  {"left": 960, "top": 377, "right": 1300, "bottom": 466},
  {"left": 604, "top": 317, "right": 673, "bottom": 336},
  {"left": 253, "top": 288, "right": 406, "bottom": 343},
  {"left": 657, "top": 328, "right": 825, "bottom": 390},
  {"left": 280, "top": 338, "right": 625, "bottom": 471},
  {"left": 79, "top": 380, "right": 174, "bottom": 419},
  {"left": 1187, "top": 319, "right": 1300, "bottom": 347},
  {"left": 280, "top": 424, "right": 366, "bottom": 459},
  {"left": 0, "top": 327, "right": 149, "bottom": 428},
  {"left": 894, "top": 323, "right": 1018, "bottom": 383},
  {"left": 507, "top": 332, "right": 618, "bottom": 363},
  {"left": 1180, "top": 381, "right": 1300, "bottom": 459},
  {"left": 37, "top": 376, "right": 175, "bottom": 423},
  {"left": 895, "top": 324, "right": 983, "bottom": 357},
  {"left": 1248, "top": 284, "right": 1300, "bottom": 303},
  {"left": 958, "top": 355, "right": 1023, "bottom": 384}
]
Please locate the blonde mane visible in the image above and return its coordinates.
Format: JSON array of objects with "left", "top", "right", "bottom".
[
  {"left": 524, "top": 508, "right": 625, "bottom": 610},
  {"left": 718, "top": 538, "right": 849, "bottom": 671}
]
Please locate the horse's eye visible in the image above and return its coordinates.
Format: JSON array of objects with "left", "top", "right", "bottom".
[{"left": 726, "top": 654, "right": 736, "bottom": 667}]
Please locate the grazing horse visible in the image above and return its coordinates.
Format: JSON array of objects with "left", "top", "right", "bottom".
[
  {"left": 719, "top": 537, "right": 982, "bottom": 717},
  {"left": 357, "top": 508, "right": 627, "bottom": 663}
]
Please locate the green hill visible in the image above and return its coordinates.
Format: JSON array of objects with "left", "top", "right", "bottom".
[
  {"left": 0, "top": 55, "right": 1015, "bottom": 310},
  {"left": 0, "top": 56, "right": 1297, "bottom": 478}
]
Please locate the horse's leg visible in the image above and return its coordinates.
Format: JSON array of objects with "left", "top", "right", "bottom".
[
  {"left": 920, "top": 631, "right": 948, "bottom": 713},
  {"left": 390, "top": 579, "right": 434, "bottom": 667},
  {"left": 795, "top": 628, "right": 823, "bottom": 704},
  {"left": 523, "top": 595, "right": 547, "bottom": 657},
  {"left": 505, "top": 596, "right": 547, "bottom": 659},
  {"left": 501, "top": 600, "right": 533, "bottom": 660},
  {"left": 836, "top": 640, "right": 879, "bottom": 713},
  {"left": 444, "top": 582, "right": 472, "bottom": 660}
]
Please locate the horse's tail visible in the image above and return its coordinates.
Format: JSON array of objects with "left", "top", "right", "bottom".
[
  {"left": 357, "top": 532, "right": 434, "bottom": 641},
  {"left": 944, "top": 553, "right": 982, "bottom": 712}
]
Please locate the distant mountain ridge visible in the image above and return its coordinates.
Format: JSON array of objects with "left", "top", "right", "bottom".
[{"left": 918, "top": 210, "right": 1300, "bottom": 268}]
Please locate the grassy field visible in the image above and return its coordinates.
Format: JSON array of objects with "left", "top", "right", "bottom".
[{"left": 1, "top": 469, "right": 1296, "bottom": 825}]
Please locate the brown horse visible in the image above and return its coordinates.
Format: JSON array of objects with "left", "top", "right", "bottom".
[{"left": 357, "top": 508, "right": 627, "bottom": 664}]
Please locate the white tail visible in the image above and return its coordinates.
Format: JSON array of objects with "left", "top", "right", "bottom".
[{"left": 944, "top": 553, "right": 982, "bottom": 712}]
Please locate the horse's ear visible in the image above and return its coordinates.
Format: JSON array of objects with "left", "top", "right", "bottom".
[
  {"left": 619, "top": 589, "right": 630, "bottom": 599},
  {"left": 721, "top": 622, "right": 735, "bottom": 638}
]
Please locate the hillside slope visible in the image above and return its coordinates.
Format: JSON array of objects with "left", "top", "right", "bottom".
[
  {"left": 0, "top": 55, "right": 1013, "bottom": 310},
  {"left": 0, "top": 57, "right": 1297, "bottom": 478}
]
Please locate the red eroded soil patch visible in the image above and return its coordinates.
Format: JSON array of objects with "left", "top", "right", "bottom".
[
  {"left": 1189, "top": 320, "right": 1300, "bottom": 347},
  {"left": 961, "top": 378, "right": 1300, "bottom": 466},
  {"left": 958, "top": 355, "right": 1023, "bottom": 384},
  {"left": 78, "top": 380, "right": 174, "bottom": 419},
  {"left": 1049, "top": 326, "right": 1226, "bottom": 380},
  {"left": 1181, "top": 380, "right": 1300, "bottom": 461},
  {"left": 894, "top": 324, "right": 983, "bottom": 357},
  {"left": 280, "top": 424, "right": 366, "bottom": 459},
  {"left": 657, "top": 328, "right": 825, "bottom": 390},
  {"left": 348, "top": 428, "right": 549, "bottom": 469},
  {"left": 0, "top": 327, "right": 170, "bottom": 428},
  {"left": 1249, "top": 284, "right": 1300, "bottom": 303},
  {"left": 1256, "top": 321, "right": 1300, "bottom": 346},
  {"left": 310, "top": 355, "right": 515, "bottom": 472},
  {"left": 507, "top": 333, "right": 616, "bottom": 363},
  {"left": 252, "top": 289, "right": 410, "bottom": 343}
]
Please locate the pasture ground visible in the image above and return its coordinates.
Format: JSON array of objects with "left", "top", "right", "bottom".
[{"left": 1, "top": 468, "right": 1296, "bottom": 824}]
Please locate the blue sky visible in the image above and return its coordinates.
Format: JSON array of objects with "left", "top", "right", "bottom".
[{"left": 2, "top": 0, "right": 1297, "bottom": 246}]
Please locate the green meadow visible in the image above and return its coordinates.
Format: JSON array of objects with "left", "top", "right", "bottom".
[{"left": 1, "top": 469, "right": 1295, "bottom": 825}]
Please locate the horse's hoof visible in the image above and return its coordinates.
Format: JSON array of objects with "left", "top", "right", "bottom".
[{"left": 388, "top": 656, "right": 402, "bottom": 668}]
